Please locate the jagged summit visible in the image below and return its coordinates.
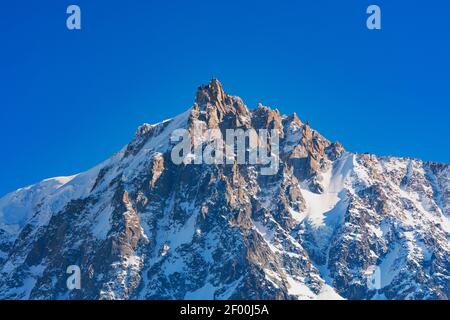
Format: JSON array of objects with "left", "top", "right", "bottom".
[
  {"left": 0, "top": 81, "right": 449, "bottom": 300},
  {"left": 195, "top": 78, "right": 226, "bottom": 106}
]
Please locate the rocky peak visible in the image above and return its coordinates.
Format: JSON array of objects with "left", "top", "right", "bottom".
[
  {"left": 190, "top": 81, "right": 337, "bottom": 187},
  {"left": 191, "top": 79, "right": 251, "bottom": 130},
  {"left": 252, "top": 103, "right": 283, "bottom": 134},
  {"left": 195, "top": 78, "right": 226, "bottom": 107},
  {"left": 285, "top": 112, "right": 302, "bottom": 126}
]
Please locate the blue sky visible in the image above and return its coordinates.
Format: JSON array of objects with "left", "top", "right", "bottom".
[{"left": 1, "top": 0, "right": 449, "bottom": 196}]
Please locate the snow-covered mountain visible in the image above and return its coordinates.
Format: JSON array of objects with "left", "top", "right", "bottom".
[{"left": 0, "top": 80, "right": 449, "bottom": 300}]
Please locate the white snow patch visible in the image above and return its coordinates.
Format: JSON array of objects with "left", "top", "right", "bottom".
[{"left": 300, "top": 153, "right": 353, "bottom": 228}]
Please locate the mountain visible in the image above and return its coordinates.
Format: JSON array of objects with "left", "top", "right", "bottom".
[{"left": 0, "top": 79, "right": 449, "bottom": 300}]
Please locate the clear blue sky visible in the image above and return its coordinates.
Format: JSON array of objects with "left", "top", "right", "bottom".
[{"left": 1, "top": 0, "right": 449, "bottom": 196}]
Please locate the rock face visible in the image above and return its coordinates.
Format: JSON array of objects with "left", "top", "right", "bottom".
[{"left": 0, "top": 80, "right": 449, "bottom": 300}]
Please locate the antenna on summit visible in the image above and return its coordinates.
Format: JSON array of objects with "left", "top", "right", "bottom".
[{"left": 211, "top": 74, "right": 217, "bottom": 81}]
